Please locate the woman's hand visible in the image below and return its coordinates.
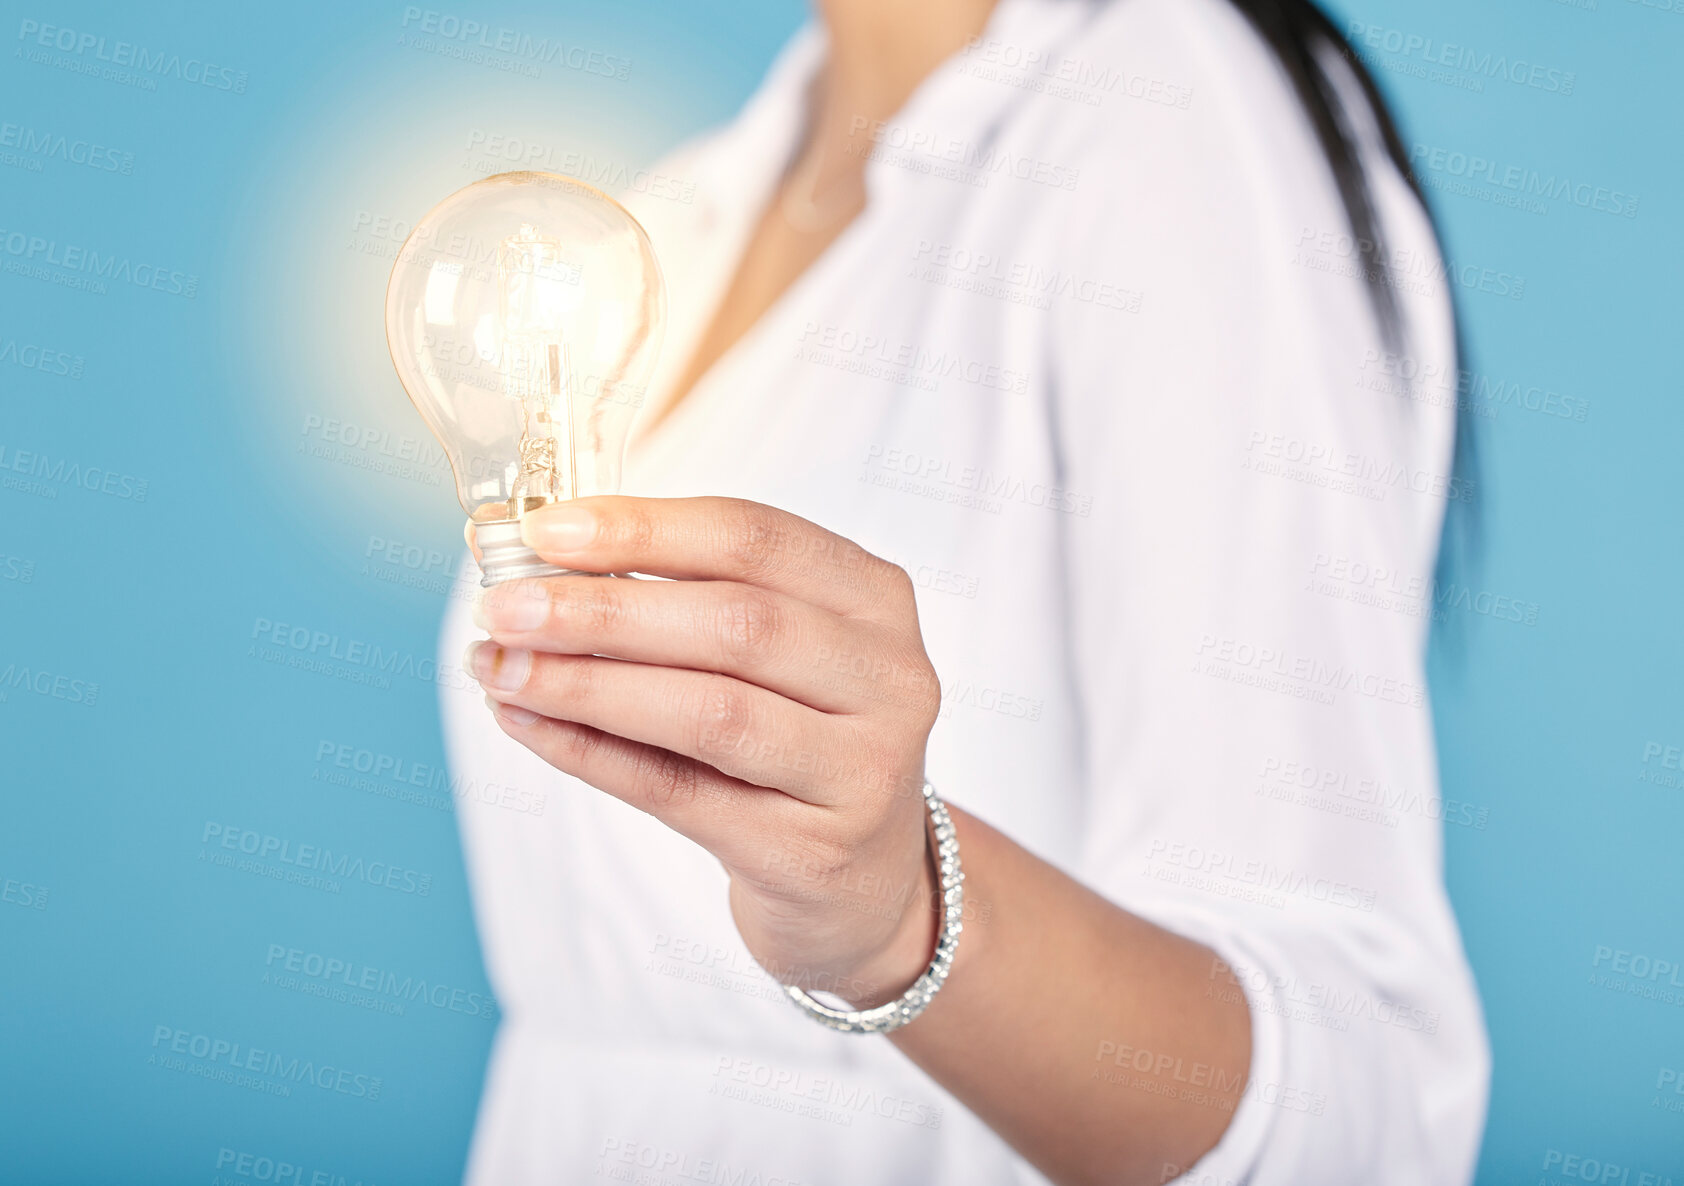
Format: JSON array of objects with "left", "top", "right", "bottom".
[
  {"left": 465, "top": 496, "right": 1256, "bottom": 1185},
  {"left": 465, "top": 496, "right": 945, "bottom": 1007}
]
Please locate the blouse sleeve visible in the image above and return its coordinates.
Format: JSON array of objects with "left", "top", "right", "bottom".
[{"left": 1040, "top": 7, "right": 1490, "bottom": 1182}]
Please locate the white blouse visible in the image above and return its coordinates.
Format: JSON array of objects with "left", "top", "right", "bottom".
[{"left": 438, "top": 0, "right": 1490, "bottom": 1182}]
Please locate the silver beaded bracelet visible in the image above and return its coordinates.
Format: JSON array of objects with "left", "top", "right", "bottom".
[{"left": 782, "top": 780, "right": 965, "bottom": 1035}]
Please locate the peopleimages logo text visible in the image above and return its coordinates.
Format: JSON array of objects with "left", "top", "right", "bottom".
[
  {"left": 16, "top": 19, "right": 247, "bottom": 91},
  {"left": 399, "top": 8, "right": 630, "bottom": 78},
  {"left": 0, "top": 227, "right": 199, "bottom": 296},
  {"left": 150, "top": 1025, "right": 381, "bottom": 1098},
  {"left": 1345, "top": 21, "right": 1576, "bottom": 94},
  {"left": 264, "top": 943, "right": 498, "bottom": 1020},
  {"left": 0, "top": 121, "right": 134, "bottom": 173},
  {"left": 202, "top": 822, "right": 432, "bottom": 896},
  {"left": 1409, "top": 145, "right": 1639, "bottom": 218}
]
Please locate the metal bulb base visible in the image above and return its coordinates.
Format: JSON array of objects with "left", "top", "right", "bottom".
[{"left": 473, "top": 519, "right": 579, "bottom": 587}]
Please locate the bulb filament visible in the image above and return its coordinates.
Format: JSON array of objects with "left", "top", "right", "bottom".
[{"left": 497, "top": 225, "right": 576, "bottom": 517}]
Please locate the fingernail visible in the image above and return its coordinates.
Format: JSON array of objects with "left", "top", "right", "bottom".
[
  {"left": 522, "top": 504, "right": 596, "bottom": 554},
  {"left": 476, "top": 584, "right": 549, "bottom": 632},
  {"left": 467, "top": 642, "right": 531, "bottom": 692},
  {"left": 490, "top": 698, "right": 540, "bottom": 727}
]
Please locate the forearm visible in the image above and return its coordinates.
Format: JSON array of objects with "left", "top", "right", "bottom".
[{"left": 871, "top": 806, "right": 1253, "bottom": 1186}]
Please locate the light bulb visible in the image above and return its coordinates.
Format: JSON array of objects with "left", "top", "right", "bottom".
[{"left": 384, "top": 171, "right": 666, "bottom": 585}]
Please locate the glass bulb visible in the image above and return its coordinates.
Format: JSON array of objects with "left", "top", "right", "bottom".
[{"left": 384, "top": 171, "right": 666, "bottom": 585}]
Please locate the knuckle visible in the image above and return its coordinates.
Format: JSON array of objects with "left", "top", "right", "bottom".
[
  {"left": 719, "top": 500, "right": 784, "bottom": 580},
  {"left": 857, "top": 558, "right": 922, "bottom": 623},
  {"left": 611, "top": 503, "right": 657, "bottom": 557},
  {"left": 569, "top": 581, "right": 624, "bottom": 637},
  {"left": 638, "top": 747, "right": 699, "bottom": 811},
  {"left": 909, "top": 664, "right": 943, "bottom": 729},
  {"left": 881, "top": 560, "right": 917, "bottom": 602},
  {"left": 548, "top": 655, "right": 597, "bottom": 704},
  {"left": 694, "top": 681, "right": 754, "bottom": 758},
  {"left": 550, "top": 719, "right": 603, "bottom": 766},
  {"left": 717, "top": 588, "right": 784, "bottom": 664},
  {"left": 856, "top": 635, "right": 941, "bottom": 725}
]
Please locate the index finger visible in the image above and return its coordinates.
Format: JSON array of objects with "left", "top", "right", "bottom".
[{"left": 516, "top": 496, "right": 905, "bottom": 619}]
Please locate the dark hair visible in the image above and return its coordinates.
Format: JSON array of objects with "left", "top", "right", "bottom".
[{"left": 1227, "top": 0, "right": 1478, "bottom": 571}]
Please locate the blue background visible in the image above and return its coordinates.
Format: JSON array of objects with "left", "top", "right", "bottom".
[{"left": 0, "top": 1, "right": 1678, "bottom": 1183}]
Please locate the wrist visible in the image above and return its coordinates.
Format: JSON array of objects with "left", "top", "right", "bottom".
[{"left": 842, "top": 820, "right": 942, "bottom": 1010}]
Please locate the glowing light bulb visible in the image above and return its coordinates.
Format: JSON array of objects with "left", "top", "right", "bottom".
[{"left": 384, "top": 171, "right": 666, "bottom": 585}]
